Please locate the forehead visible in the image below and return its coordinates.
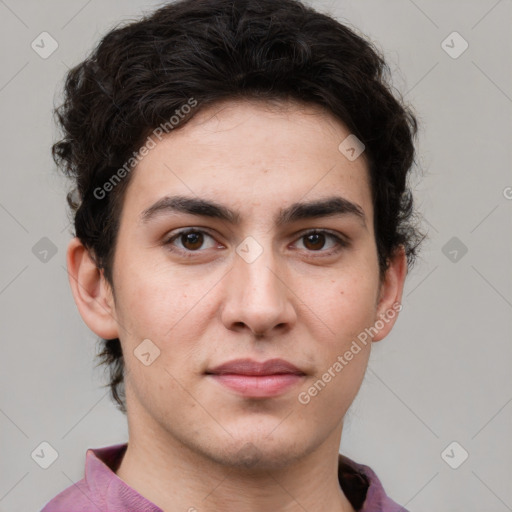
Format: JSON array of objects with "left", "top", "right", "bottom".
[{"left": 122, "top": 98, "right": 372, "bottom": 225}]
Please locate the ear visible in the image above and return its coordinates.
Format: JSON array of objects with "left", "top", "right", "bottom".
[
  {"left": 66, "top": 237, "right": 119, "bottom": 340},
  {"left": 372, "top": 245, "right": 408, "bottom": 342}
]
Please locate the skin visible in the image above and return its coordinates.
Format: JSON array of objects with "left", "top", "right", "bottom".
[{"left": 67, "top": 98, "right": 407, "bottom": 512}]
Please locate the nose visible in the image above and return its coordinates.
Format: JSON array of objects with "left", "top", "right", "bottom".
[{"left": 220, "top": 239, "right": 296, "bottom": 337}]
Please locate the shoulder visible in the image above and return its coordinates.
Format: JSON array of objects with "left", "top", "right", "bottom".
[{"left": 40, "top": 477, "right": 104, "bottom": 512}]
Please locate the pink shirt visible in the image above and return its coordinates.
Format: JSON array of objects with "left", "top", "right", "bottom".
[{"left": 41, "top": 443, "right": 408, "bottom": 511}]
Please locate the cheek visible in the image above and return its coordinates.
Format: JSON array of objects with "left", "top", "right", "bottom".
[
  {"left": 317, "top": 272, "right": 379, "bottom": 343},
  {"left": 114, "top": 261, "right": 218, "bottom": 365},
  {"left": 302, "top": 279, "right": 375, "bottom": 415},
  {"left": 113, "top": 260, "right": 187, "bottom": 341}
]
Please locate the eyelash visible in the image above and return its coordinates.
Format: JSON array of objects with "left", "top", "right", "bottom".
[{"left": 163, "top": 228, "right": 349, "bottom": 257}]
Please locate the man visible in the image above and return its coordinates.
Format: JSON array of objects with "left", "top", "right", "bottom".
[{"left": 43, "top": 0, "right": 422, "bottom": 510}]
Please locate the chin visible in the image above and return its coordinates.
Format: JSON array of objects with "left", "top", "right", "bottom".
[{"left": 202, "top": 432, "right": 309, "bottom": 472}]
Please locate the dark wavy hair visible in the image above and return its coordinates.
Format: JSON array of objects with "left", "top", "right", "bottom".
[{"left": 52, "top": 0, "right": 423, "bottom": 413}]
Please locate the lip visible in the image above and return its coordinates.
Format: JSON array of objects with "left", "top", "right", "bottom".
[
  {"left": 206, "top": 358, "right": 305, "bottom": 376},
  {"left": 205, "top": 358, "right": 306, "bottom": 398}
]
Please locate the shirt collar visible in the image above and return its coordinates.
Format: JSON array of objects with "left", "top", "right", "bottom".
[{"left": 86, "top": 443, "right": 162, "bottom": 511}]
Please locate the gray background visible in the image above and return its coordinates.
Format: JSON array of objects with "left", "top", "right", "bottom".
[{"left": 0, "top": 0, "right": 511, "bottom": 511}]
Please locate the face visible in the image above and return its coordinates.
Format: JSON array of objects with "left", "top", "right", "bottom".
[{"left": 82, "top": 99, "right": 405, "bottom": 470}]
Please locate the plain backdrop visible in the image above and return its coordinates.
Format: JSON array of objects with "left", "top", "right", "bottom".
[{"left": 0, "top": 1, "right": 511, "bottom": 511}]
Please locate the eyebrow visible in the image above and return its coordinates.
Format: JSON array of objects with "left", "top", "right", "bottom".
[{"left": 139, "top": 194, "right": 366, "bottom": 227}]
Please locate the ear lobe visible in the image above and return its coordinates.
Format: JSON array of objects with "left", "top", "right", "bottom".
[
  {"left": 66, "top": 237, "right": 119, "bottom": 340},
  {"left": 372, "top": 245, "right": 408, "bottom": 342}
]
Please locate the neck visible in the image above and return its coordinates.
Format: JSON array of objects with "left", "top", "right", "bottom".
[{"left": 116, "top": 396, "right": 355, "bottom": 512}]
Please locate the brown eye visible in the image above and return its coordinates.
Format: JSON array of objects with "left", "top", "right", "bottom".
[
  {"left": 303, "top": 232, "right": 327, "bottom": 251},
  {"left": 295, "top": 230, "right": 348, "bottom": 255},
  {"left": 180, "top": 231, "right": 204, "bottom": 250},
  {"left": 164, "top": 229, "right": 217, "bottom": 253}
]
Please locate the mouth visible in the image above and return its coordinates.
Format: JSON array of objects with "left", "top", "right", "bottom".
[{"left": 205, "top": 358, "right": 306, "bottom": 398}]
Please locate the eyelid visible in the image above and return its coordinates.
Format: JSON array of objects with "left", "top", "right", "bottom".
[
  {"left": 291, "top": 228, "right": 349, "bottom": 255},
  {"left": 294, "top": 228, "right": 349, "bottom": 244},
  {"left": 163, "top": 227, "right": 349, "bottom": 256},
  {"left": 163, "top": 227, "right": 221, "bottom": 249}
]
